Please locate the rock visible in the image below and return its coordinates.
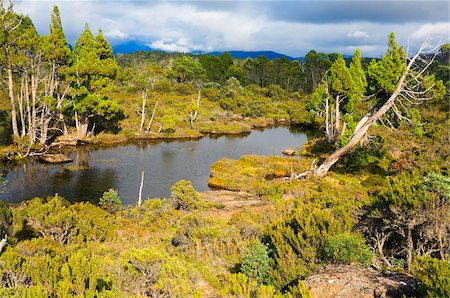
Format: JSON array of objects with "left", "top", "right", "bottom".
[
  {"left": 39, "top": 154, "right": 72, "bottom": 164},
  {"left": 282, "top": 149, "right": 296, "bottom": 156},
  {"left": 304, "top": 265, "right": 421, "bottom": 298}
]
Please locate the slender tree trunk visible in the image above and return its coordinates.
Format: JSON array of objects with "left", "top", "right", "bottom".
[
  {"left": 18, "top": 77, "right": 26, "bottom": 137},
  {"left": 145, "top": 97, "right": 160, "bottom": 133},
  {"left": 334, "top": 95, "right": 340, "bottom": 143},
  {"left": 138, "top": 171, "right": 144, "bottom": 207},
  {"left": 325, "top": 96, "right": 330, "bottom": 142},
  {"left": 190, "top": 89, "right": 201, "bottom": 126},
  {"left": 140, "top": 89, "right": 148, "bottom": 132},
  {"left": 7, "top": 66, "right": 19, "bottom": 137},
  {"left": 406, "top": 225, "right": 413, "bottom": 272}
]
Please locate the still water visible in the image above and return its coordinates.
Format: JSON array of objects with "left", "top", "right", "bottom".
[{"left": 2, "top": 127, "right": 314, "bottom": 205}]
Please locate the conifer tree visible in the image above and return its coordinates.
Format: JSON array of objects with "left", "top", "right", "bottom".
[
  {"left": 44, "top": 5, "right": 71, "bottom": 135},
  {"left": 70, "top": 24, "right": 120, "bottom": 138}
]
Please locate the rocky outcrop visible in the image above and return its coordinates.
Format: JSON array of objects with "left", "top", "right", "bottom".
[
  {"left": 39, "top": 154, "right": 72, "bottom": 164},
  {"left": 282, "top": 149, "right": 296, "bottom": 156},
  {"left": 304, "top": 265, "right": 421, "bottom": 298}
]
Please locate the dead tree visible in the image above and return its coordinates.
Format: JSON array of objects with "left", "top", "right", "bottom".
[{"left": 307, "top": 37, "right": 440, "bottom": 177}]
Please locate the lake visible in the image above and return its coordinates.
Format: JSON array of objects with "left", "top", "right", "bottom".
[{"left": 2, "top": 126, "right": 315, "bottom": 205}]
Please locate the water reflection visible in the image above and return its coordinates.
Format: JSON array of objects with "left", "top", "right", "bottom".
[{"left": 3, "top": 127, "right": 313, "bottom": 205}]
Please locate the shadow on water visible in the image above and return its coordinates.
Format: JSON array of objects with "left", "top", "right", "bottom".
[{"left": 3, "top": 126, "right": 315, "bottom": 205}]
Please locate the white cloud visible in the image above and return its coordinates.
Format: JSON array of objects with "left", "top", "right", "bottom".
[
  {"left": 410, "top": 22, "right": 450, "bottom": 42},
  {"left": 149, "top": 37, "right": 200, "bottom": 53},
  {"left": 347, "top": 30, "right": 369, "bottom": 38},
  {"left": 104, "top": 28, "right": 129, "bottom": 40}
]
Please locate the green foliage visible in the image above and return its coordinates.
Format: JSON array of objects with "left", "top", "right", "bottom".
[
  {"left": 172, "top": 56, "right": 206, "bottom": 83},
  {"left": 379, "top": 171, "right": 428, "bottom": 208},
  {"left": 223, "top": 273, "right": 256, "bottom": 297},
  {"left": 411, "top": 256, "right": 450, "bottom": 297},
  {"left": 14, "top": 195, "right": 115, "bottom": 245},
  {"left": 0, "top": 199, "right": 12, "bottom": 237},
  {"left": 368, "top": 32, "right": 406, "bottom": 95},
  {"left": 286, "top": 280, "right": 312, "bottom": 298},
  {"left": 423, "top": 172, "right": 450, "bottom": 200},
  {"left": 170, "top": 180, "right": 205, "bottom": 211},
  {"left": 409, "top": 107, "right": 423, "bottom": 137},
  {"left": 241, "top": 239, "right": 270, "bottom": 284},
  {"left": 118, "top": 247, "right": 197, "bottom": 297},
  {"left": 99, "top": 188, "right": 122, "bottom": 213},
  {"left": 160, "top": 108, "right": 178, "bottom": 134},
  {"left": 322, "top": 232, "right": 372, "bottom": 266},
  {"left": 349, "top": 48, "right": 367, "bottom": 99}
]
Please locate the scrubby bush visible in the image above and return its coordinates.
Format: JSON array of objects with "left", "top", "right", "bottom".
[
  {"left": 322, "top": 232, "right": 372, "bottom": 266},
  {"left": 170, "top": 180, "right": 205, "bottom": 211},
  {"left": 0, "top": 199, "right": 12, "bottom": 238},
  {"left": 99, "top": 188, "right": 122, "bottom": 213},
  {"left": 412, "top": 256, "right": 450, "bottom": 297},
  {"left": 160, "top": 108, "right": 178, "bottom": 134},
  {"left": 241, "top": 239, "right": 270, "bottom": 284},
  {"left": 13, "top": 196, "right": 115, "bottom": 245},
  {"left": 118, "top": 247, "right": 198, "bottom": 297}
]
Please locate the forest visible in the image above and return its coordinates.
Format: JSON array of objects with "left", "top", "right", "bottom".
[{"left": 0, "top": 2, "right": 449, "bottom": 297}]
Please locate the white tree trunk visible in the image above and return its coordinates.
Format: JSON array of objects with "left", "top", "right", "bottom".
[{"left": 7, "top": 66, "right": 19, "bottom": 137}]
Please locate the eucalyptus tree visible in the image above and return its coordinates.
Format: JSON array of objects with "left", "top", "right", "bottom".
[{"left": 303, "top": 50, "right": 331, "bottom": 93}]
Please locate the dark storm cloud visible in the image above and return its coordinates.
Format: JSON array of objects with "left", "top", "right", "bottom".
[{"left": 261, "top": 1, "right": 448, "bottom": 24}]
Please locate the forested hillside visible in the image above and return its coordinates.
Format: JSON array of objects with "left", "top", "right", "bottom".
[{"left": 0, "top": 2, "right": 449, "bottom": 298}]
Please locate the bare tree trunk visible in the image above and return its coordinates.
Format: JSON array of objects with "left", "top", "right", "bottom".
[
  {"left": 325, "top": 96, "right": 330, "bottom": 142},
  {"left": 75, "top": 111, "right": 89, "bottom": 138},
  {"left": 145, "top": 97, "right": 160, "bottom": 134},
  {"left": 190, "top": 89, "right": 201, "bottom": 126},
  {"left": 18, "top": 77, "right": 25, "bottom": 137},
  {"left": 140, "top": 89, "right": 148, "bottom": 132},
  {"left": 406, "top": 225, "right": 413, "bottom": 272},
  {"left": 7, "top": 66, "right": 19, "bottom": 137},
  {"left": 334, "top": 95, "right": 340, "bottom": 143}
]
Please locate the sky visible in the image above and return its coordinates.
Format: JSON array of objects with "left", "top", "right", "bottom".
[{"left": 14, "top": 0, "right": 450, "bottom": 57}]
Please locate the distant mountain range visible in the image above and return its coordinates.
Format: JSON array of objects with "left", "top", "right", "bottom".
[
  {"left": 207, "top": 50, "right": 298, "bottom": 60},
  {"left": 111, "top": 40, "right": 353, "bottom": 61},
  {"left": 113, "top": 40, "right": 151, "bottom": 54}
]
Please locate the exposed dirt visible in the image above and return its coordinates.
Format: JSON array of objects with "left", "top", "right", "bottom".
[{"left": 200, "top": 190, "right": 270, "bottom": 220}]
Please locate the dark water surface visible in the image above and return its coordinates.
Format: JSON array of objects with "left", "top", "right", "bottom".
[{"left": 3, "top": 127, "right": 315, "bottom": 205}]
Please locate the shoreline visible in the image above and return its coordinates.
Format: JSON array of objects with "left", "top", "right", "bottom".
[{"left": 0, "top": 116, "right": 302, "bottom": 163}]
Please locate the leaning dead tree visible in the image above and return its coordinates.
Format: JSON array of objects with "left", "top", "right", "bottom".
[{"left": 302, "top": 36, "right": 442, "bottom": 178}]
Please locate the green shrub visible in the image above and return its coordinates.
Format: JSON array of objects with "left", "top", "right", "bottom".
[
  {"left": 241, "top": 239, "right": 270, "bottom": 285},
  {"left": 170, "top": 180, "right": 205, "bottom": 211},
  {"left": 118, "top": 247, "right": 197, "bottom": 297},
  {"left": 14, "top": 196, "right": 115, "bottom": 245},
  {"left": 99, "top": 188, "right": 122, "bottom": 213},
  {"left": 322, "top": 232, "right": 372, "bottom": 266},
  {"left": 0, "top": 199, "right": 12, "bottom": 238},
  {"left": 412, "top": 256, "right": 450, "bottom": 297},
  {"left": 160, "top": 108, "right": 178, "bottom": 134}
]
